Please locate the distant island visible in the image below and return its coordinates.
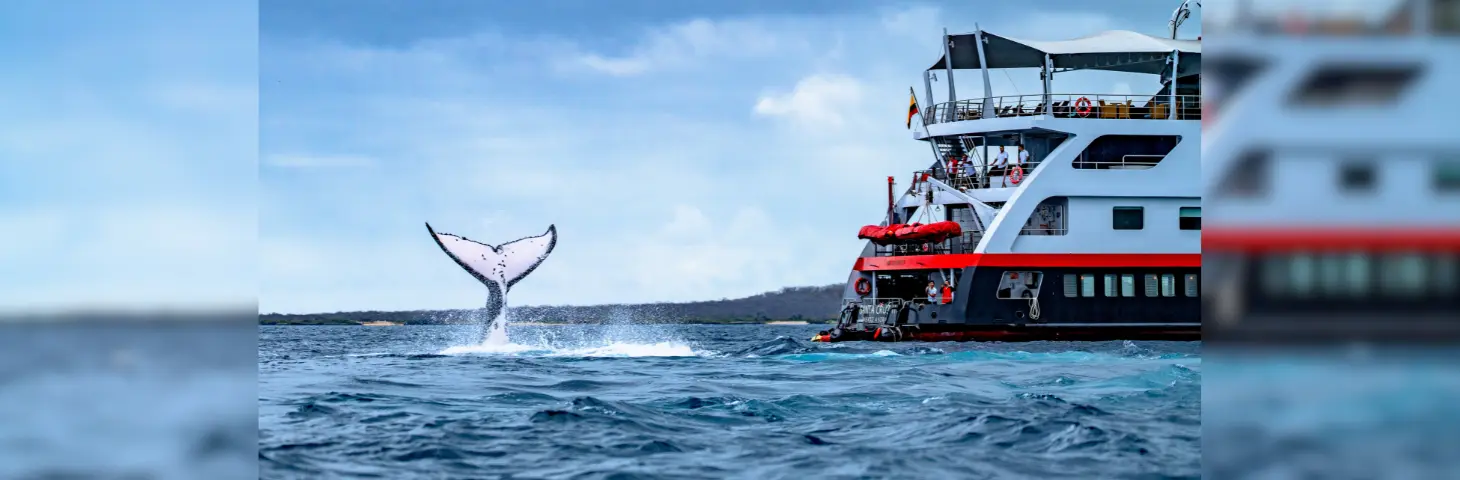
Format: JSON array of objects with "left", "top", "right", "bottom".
[{"left": 259, "top": 284, "right": 844, "bottom": 325}]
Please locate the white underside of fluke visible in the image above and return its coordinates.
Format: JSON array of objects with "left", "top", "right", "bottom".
[{"left": 425, "top": 223, "right": 556, "bottom": 343}]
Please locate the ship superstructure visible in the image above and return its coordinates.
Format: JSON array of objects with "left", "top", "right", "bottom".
[
  {"left": 1200, "top": 0, "right": 1460, "bottom": 341},
  {"left": 816, "top": 7, "right": 1203, "bottom": 342}
]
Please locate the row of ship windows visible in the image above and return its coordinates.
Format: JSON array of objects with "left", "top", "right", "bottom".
[
  {"left": 1063, "top": 273, "right": 1199, "bottom": 298},
  {"left": 1258, "top": 253, "right": 1458, "bottom": 298},
  {"left": 1113, "top": 206, "right": 1201, "bottom": 230}
]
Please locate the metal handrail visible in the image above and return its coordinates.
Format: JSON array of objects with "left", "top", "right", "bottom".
[
  {"left": 924, "top": 93, "right": 1203, "bottom": 125},
  {"left": 1073, "top": 155, "right": 1167, "bottom": 170},
  {"left": 1018, "top": 227, "right": 1068, "bottom": 235}
]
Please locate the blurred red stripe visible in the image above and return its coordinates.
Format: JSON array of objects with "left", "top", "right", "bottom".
[{"left": 1204, "top": 227, "right": 1460, "bottom": 252}]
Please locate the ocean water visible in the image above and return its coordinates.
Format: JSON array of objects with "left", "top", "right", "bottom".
[
  {"left": 0, "top": 322, "right": 258, "bottom": 480},
  {"left": 259, "top": 324, "right": 1200, "bottom": 479}
]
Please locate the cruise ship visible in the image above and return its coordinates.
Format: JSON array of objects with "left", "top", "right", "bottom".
[
  {"left": 815, "top": 3, "right": 1203, "bottom": 342},
  {"left": 1200, "top": 0, "right": 1460, "bottom": 342}
]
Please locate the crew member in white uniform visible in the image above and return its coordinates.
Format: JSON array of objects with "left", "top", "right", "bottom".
[{"left": 992, "top": 146, "right": 1009, "bottom": 186}]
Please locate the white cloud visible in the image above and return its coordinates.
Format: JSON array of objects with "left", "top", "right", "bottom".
[
  {"left": 568, "top": 18, "right": 792, "bottom": 76},
  {"left": 753, "top": 73, "right": 866, "bottom": 129},
  {"left": 880, "top": 6, "right": 943, "bottom": 39}
]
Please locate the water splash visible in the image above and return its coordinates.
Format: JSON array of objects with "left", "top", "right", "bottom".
[{"left": 439, "top": 307, "right": 705, "bottom": 357}]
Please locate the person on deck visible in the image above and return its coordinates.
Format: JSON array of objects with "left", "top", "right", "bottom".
[
  {"left": 1017, "top": 144, "right": 1031, "bottom": 168},
  {"left": 992, "top": 146, "right": 1009, "bottom": 186},
  {"left": 940, "top": 282, "right": 954, "bottom": 304},
  {"left": 926, "top": 281, "right": 939, "bottom": 304}
]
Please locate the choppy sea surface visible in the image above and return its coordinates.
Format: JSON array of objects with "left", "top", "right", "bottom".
[{"left": 259, "top": 324, "right": 1200, "bottom": 479}]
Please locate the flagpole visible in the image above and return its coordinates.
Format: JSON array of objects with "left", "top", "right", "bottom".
[{"left": 909, "top": 87, "right": 947, "bottom": 178}]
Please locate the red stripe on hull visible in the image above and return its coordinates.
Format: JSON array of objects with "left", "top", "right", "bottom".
[
  {"left": 853, "top": 253, "right": 1201, "bottom": 271},
  {"left": 1204, "top": 227, "right": 1460, "bottom": 252}
]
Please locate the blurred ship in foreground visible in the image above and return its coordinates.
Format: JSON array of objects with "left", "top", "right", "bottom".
[
  {"left": 1201, "top": 0, "right": 1460, "bottom": 343},
  {"left": 815, "top": 1, "right": 1202, "bottom": 342}
]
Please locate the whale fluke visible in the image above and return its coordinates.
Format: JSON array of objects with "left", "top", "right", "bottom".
[{"left": 425, "top": 223, "right": 556, "bottom": 341}]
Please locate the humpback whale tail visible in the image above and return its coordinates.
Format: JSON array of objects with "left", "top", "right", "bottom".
[{"left": 425, "top": 223, "right": 556, "bottom": 342}]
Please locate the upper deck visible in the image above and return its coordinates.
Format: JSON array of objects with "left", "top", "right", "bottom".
[{"left": 915, "top": 28, "right": 1200, "bottom": 131}]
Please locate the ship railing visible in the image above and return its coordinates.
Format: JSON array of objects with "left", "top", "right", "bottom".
[
  {"left": 1073, "top": 155, "right": 1167, "bottom": 170},
  {"left": 912, "top": 167, "right": 1009, "bottom": 191},
  {"left": 924, "top": 93, "right": 1202, "bottom": 125}
]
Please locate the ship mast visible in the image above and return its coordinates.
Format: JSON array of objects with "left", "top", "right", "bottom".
[{"left": 1169, "top": 0, "right": 1200, "bottom": 39}]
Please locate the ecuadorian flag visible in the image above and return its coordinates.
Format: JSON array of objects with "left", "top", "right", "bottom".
[{"left": 906, "top": 87, "right": 919, "bottom": 129}]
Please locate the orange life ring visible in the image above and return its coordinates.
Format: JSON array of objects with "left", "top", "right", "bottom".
[
  {"left": 1009, "top": 165, "right": 1025, "bottom": 184},
  {"left": 854, "top": 277, "right": 872, "bottom": 296},
  {"left": 1075, "top": 97, "right": 1092, "bottom": 117}
]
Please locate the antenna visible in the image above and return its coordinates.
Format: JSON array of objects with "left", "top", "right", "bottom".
[{"left": 1169, "top": 0, "right": 1201, "bottom": 39}]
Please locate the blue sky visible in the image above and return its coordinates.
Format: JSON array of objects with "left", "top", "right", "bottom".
[
  {"left": 259, "top": 0, "right": 1200, "bottom": 314},
  {"left": 0, "top": 1, "right": 256, "bottom": 313}
]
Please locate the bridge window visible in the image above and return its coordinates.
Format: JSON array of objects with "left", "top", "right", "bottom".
[
  {"left": 1144, "top": 274, "right": 1159, "bottom": 297},
  {"left": 1121, "top": 274, "right": 1136, "bottom": 297},
  {"left": 1184, "top": 274, "right": 1199, "bottom": 297},
  {"left": 1063, "top": 274, "right": 1078, "bottom": 297},
  {"left": 1179, "top": 207, "right": 1201, "bottom": 230},
  {"left": 1113, "top": 207, "right": 1144, "bottom": 230},
  {"left": 1073, "top": 135, "right": 1181, "bottom": 170},
  {"left": 1103, "top": 274, "right": 1118, "bottom": 297},
  {"left": 1161, "top": 274, "right": 1176, "bottom": 297}
]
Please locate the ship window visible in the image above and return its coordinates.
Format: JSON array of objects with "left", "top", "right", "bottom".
[
  {"left": 1063, "top": 274, "right": 1078, "bottom": 297},
  {"left": 1080, "top": 274, "right": 1096, "bottom": 297},
  {"left": 1103, "top": 274, "right": 1118, "bottom": 297},
  {"left": 1289, "top": 64, "right": 1421, "bottom": 107},
  {"left": 1184, "top": 274, "right": 1198, "bottom": 297},
  {"left": 1113, "top": 207, "right": 1144, "bottom": 230},
  {"left": 1179, "top": 207, "right": 1201, "bottom": 230},
  {"left": 1434, "top": 157, "right": 1460, "bottom": 193},
  {"left": 1289, "top": 254, "right": 1317, "bottom": 298},
  {"left": 1436, "top": 254, "right": 1458, "bottom": 295},
  {"left": 1121, "top": 274, "right": 1136, "bottom": 297},
  {"left": 1216, "top": 148, "right": 1271, "bottom": 198},
  {"left": 1380, "top": 253, "right": 1426, "bottom": 297},
  {"left": 1343, "top": 253, "right": 1372, "bottom": 297},
  {"left": 1317, "top": 255, "right": 1349, "bottom": 296},
  {"left": 1438, "top": 0, "right": 1460, "bottom": 34},
  {"left": 1339, "top": 162, "right": 1375, "bottom": 192},
  {"left": 1161, "top": 274, "right": 1176, "bottom": 297},
  {"left": 1144, "top": 274, "right": 1159, "bottom": 297}
]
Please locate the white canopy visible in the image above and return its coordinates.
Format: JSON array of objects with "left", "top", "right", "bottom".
[{"left": 929, "top": 30, "right": 1201, "bottom": 77}]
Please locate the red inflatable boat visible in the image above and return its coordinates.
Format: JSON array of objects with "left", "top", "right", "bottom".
[{"left": 857, "top": 221, "right": 962, "bottom": 245}]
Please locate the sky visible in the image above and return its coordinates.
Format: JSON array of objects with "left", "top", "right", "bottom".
[
  {"left": 0, "top": 1, "right": 257, "bottom": 313},
  {"left": 258, "top": 0, "right": 1201, "bottom": 314}
]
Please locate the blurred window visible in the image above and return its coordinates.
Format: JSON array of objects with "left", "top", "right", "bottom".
[
  {"left": 1289, "top": 64, "right": 1421, "bottom": 107},
  {"left": 1434, "top": 156, "right": 1460, "bottom": 192},
  {"left": 1340, "top": 162, "right": 1377, "bottom": 192}
]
